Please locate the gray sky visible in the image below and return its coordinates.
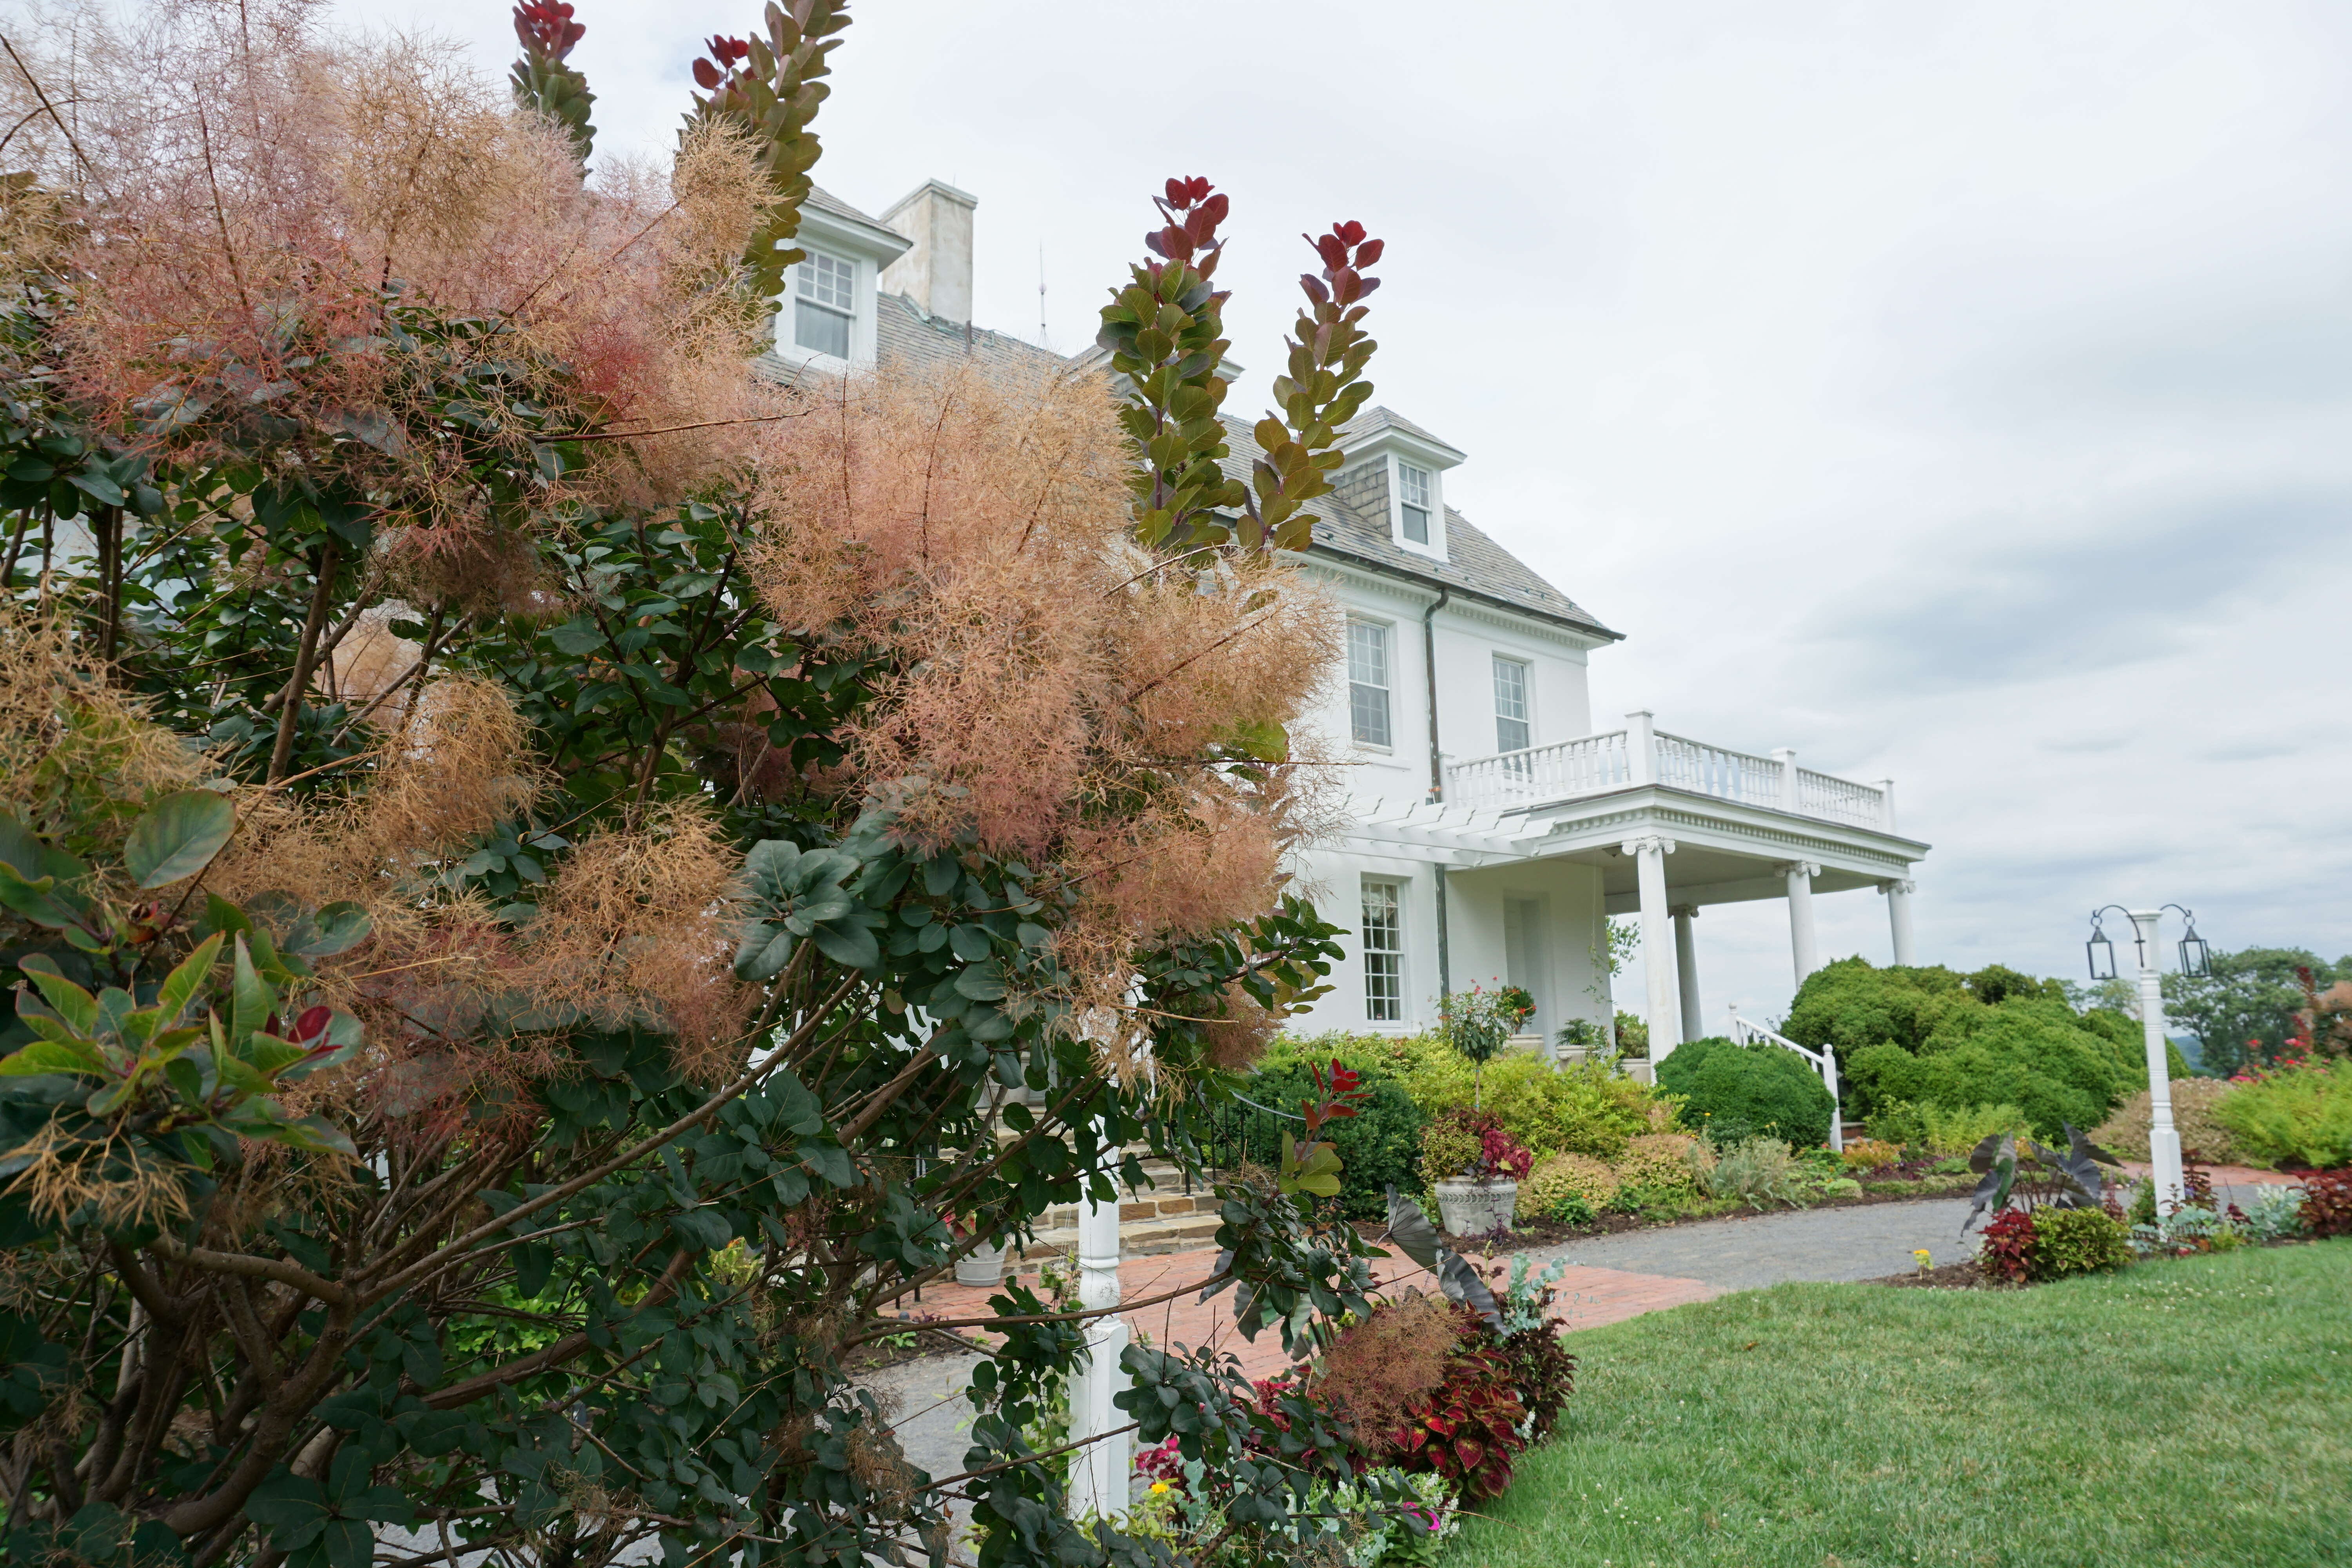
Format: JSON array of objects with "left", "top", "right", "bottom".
[{"left": 344, "top": 0, "right": 2352, "bottom": 1024}]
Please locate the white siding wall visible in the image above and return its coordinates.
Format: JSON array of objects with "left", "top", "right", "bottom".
[{"left": 1284, "top": 562, "right": 1609, "bottom": 1040}]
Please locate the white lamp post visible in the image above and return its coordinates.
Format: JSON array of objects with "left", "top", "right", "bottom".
[{"left": 2086, "top": 904, "right": 2212, "bottom": 1215}]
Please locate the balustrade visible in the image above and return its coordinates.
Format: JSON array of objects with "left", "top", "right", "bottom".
[{"left": 1444, "top": 716, "right": 1891, "bottom": 831}]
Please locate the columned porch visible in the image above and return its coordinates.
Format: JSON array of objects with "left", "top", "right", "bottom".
[{"left": 1328, "top": 711, "right": 1928, "bottom": 1060}]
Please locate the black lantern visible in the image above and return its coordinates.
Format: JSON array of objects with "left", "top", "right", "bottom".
[
  {"left": 2178, "top": 915, "right": 2211, "bottom": 979},
  {"left": 2086, "top": 914, "right": 2117, "bottom": 982}
]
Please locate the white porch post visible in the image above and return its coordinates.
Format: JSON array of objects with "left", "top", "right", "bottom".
[
  {"left": 1784, "top": 860, "right": 1821, "bottom": 986},
  {"left": 1627, "top": 836, "right": 1677, "bottom": 1064},
  {"left": 2129, "top": 909, "right": 2187, "bottom": 1215},
  {"left": 1626, "top": 710, "right": 1657, "bottom": 786},
  {"left": 1875, "top": 778, "right": 1898, "bottom": 833},
  {"left": 1671, "top": 904, "right": 1702, "bottom": 1045},
  {"left": 1069, "top": 1135, "right": 1129, "bottom": 1518},
  {"left": 1884, "top": 878, "right": 1917, "bottom": 967},
  {"left": 1771, "top": 747, "right": 1799, "bottom": 812}
]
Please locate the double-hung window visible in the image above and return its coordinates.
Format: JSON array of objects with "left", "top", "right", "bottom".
[
  {"left": 1397, "top": 462, "right": 1434, "bottom": 545},
  {"left": 1360, "top": 878, "right": 1403, "bottom": 1023},
  {"left": 1492, "top": 656, "right": 1532, "bottom": 754},
  {"left": 793, "top": 249, "right": 856, "bottom": 359},
  {"left": 1347, "top": 619, "right": 1392, "bottom": 748}
]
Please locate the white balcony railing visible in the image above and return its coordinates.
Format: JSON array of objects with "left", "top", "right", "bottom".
[{"left": 1443, "top": 711, "right": 1895, "bottom": 831}]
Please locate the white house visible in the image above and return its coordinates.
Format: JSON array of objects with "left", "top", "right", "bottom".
[{"left": 763, "top": 180, "right": 1932, "bottom": 1065}]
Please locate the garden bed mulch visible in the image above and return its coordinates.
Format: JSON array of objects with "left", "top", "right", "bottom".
[{"left": 1432, "top": 1174, "right": 1977, "bottom": 1255}]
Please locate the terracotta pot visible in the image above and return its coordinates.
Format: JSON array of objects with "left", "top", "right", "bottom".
[
  {"left": 1434, "top": 1178, "right": 1519, "bottom": 1238},
  {"left": 955, "top": 1239, "right": 1005, "bottom": 1287}
]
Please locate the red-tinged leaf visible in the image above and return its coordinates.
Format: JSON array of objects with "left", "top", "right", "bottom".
[
  {"left": 1357, "top": 237, "right": 1385, "bottom": 266},
  {"left": 293, "top": 1005, "right": 332, "bottom": 1043},
  {"left": 693, "top": 58, "right": 722, "bottom": 89},
  {"left": 1336, "top": 220, "right": 1365, "bottom": 246},
  {"left": 1201, "top": 192, "right": 1229, "bottom": 224},
  {"left": 1164, "top": 177, "right": 1187, "bottom": 205}
]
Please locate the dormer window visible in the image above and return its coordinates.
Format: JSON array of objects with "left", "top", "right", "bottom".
[
  {"left": 1398, "top": 463, "right": 1433, "bottom": 545},
  {"left": 793, "top": 250, "right": 857, "bottom": 360}
]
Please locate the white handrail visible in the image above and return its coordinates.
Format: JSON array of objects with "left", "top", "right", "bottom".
[
  {"left": 1726, "top": 1010, "right": 1842, "bottom": 1149},
  {"left": 1443, "top": 720, "right": 1891, "bottom": 831}
]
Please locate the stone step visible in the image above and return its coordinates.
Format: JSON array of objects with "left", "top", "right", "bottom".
[{"left": 1017, "top": 1209, "right": 1225, "bottom": 1261}]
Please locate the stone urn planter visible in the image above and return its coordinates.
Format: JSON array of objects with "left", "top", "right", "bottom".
[
  {"left": 955, "top": 1238, "right": 1006, "bottom": 1287},
  {"left": 1434, "top": 1177, "right": 1519, "bottom": 1238}
]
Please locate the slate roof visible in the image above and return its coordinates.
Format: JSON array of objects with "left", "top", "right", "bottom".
[
  {"left": 1212, "top": 415, "right": 1619, "bottom": 641},
  {"left": 1334, "top": 405, "right": 1466, "bottom": 461}
]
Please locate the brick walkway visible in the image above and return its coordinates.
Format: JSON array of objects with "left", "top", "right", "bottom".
[{"left": 889, "top": 1245, "right": 1716, "bottom": 1379}]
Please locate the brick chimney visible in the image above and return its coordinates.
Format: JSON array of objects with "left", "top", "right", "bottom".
[{"left": 878, "top": 179, "right": 977, "bottom": 324}]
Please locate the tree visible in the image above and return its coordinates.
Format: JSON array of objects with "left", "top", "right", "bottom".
[
  {"left": 0, "top": 7, "right": 1416, "bottom": 1566},
  {"left": 2163, "top": 947, "right": 2343, "bottom": 1078}
]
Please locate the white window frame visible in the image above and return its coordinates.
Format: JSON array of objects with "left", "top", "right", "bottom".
[
  {"left": 1346, "top": 617, "right": 1393, "bottom": 750},
  {"left": 1492, "top": 655, "right": 1532, "bottom": 755},
  {"left": 1397, "top": 461, "right": 1434, "bottom": 545},
  {"left": 1387, "top": 456, "right": 1445, "bottom": 561},
  {"left": 1360, "top": 877, "right": 1404, "bottom": 1024},
  {"left": 790, "top": 249, "right": 857, "bottom": 360}
]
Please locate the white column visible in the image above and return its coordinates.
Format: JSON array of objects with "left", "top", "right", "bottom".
[
  {"left": 1069, "top": 1138, "right": 1130, "bottom": 1518},
  {"left": 1784, "top": 860, "right": 1821, "bottom": 986},
  {"left": 2129, "top": 909, "right": 2185, "bottom": 1215},
  {"left": 1884, "top": 879, "right": 1917, "bottom": 967},
  {"left": 1671, "top": 904, "right": 1702, "bottom": 1045},
  {"left": 1874, "top": 779, "right": 1898, "bottom": 833},
  {"left": 1626, "top": 836, "right": 1677, "bottom": 1064}
]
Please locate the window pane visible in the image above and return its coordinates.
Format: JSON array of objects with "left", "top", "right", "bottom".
[
  {"left": 1398, "top": 463, "right": 1431, "bottom": 508},
  {"left": 1362, "top": 878, "right": 1403, "bottom": 1024},
  {"left": 795, "top": 298, "right": 851, "bottom": 358},
  {"left": 795, "top": 250, "right": 855, "bottom": 310},
  {"left": 1493, "top": 657, "right": 1530, "bottom": 753},
  {"left": 1401, "top": 503, "right": 1430, "bottom": 544},
  {"left": 1347, "top": 620, "right": 1390, "bottom": 748}
]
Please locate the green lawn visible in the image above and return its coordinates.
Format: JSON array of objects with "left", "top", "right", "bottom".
[{"left": 1443, "top": 1239, "right": 2352, "bottom": 1568}]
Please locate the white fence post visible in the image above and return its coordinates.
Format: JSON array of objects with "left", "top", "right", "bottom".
[{"left": 1069, "top": 1129, "right": 1129, "bottom": 1519}]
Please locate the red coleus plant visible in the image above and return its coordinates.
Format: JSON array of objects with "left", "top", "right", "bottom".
[
  {"left": 1977, "top": 1206, "right": 2036, "bottom": 1284},
  {"left": 1383, "top": 1330, "right": 1527, "bottom": 1501}
]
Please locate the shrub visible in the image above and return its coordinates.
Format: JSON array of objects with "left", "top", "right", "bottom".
[
  {"left": 1656, "top": 1036, "right": 1835, "bottom": 1147},
  {"left": 1804, "top": 960, "right": 2188, "bottom": 1142},
  {"left": 1866, "top": 1098, "right": 2032, "bottom": 1156},
  {"left": 1419, "top": 1108, "right": 1532, "bottom": 1182},
  {"left": 2214, "top": 1060, "right": 2352, "bottom": 1170},
  {"left": 2092, "top": 1078, "right": 2249, "bottom": 1167},
  {"left": 2241, "top": 1184, "right": 2308, "bottom": 1241},
  {"left": 1384, "top": 1045, "right": 1664, "bottom": 1161},
  {"left": 1699, "top": 1136, "right": 1805, "bottom": 1210},
  {"left": 1978, "top": 1207, "right": 2036, "bottom": 1283},
  {"left": 1517, "top": 1152, "right": 1620, "bottom": 1221},
  {"left": 1231, "top": 1067, "right": 1425, "bottom": 1220},
  {"left": 2296, "top": 1170, "right": 2352, "bottom": 1238},
  {"left": 1314, "top": 1294, "right": 1463, "bottom": 1441},
  {"left": 1615, "top": 1132, "right": 1706, "bottom": 1195},
  {"left": 1838, "top": 1137, "right": 1906, "bottom": 1172},
  {"left": 2030, "top": 1207, "right": 2134, "bottom": 1279}
]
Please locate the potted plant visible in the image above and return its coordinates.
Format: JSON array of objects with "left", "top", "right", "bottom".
[
  {"left": 948, "top": 1214, "right": 1006, "bottom": 1286},
  {"left": 1438, "top": 982, "right": 1535, "bottom": 1108},
  {"left": 1422, "top": 1108, "right": 1535, "bottom": 1236}
]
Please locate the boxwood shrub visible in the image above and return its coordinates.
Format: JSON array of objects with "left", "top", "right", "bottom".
[{"left": 1657, "top": 1036, "right": 1835, "bottom": 1148}]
